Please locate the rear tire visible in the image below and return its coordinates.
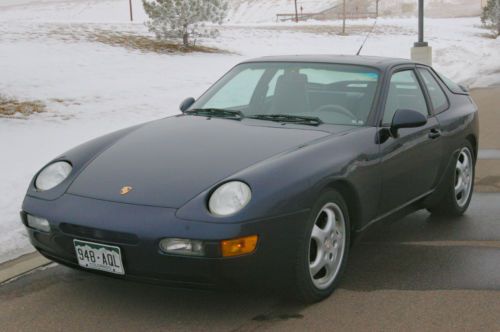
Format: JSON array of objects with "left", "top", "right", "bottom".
[
  {"left": 291, "top": 190, "right": 350, "bottom": 303},
  {"left": 428, "top": 141, "right": 475, "bottom": 217}
]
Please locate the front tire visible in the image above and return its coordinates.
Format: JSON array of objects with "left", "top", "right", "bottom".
[
  {"left": 292, "top": 190, "right": 350, "bottom": 303},
  {"left": 428, "top": 142, "right": 475, "bottom": 217}
]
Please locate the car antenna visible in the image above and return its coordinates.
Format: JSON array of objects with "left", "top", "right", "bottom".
[{"left": 356, "top": 18, "right": 378, "bottom": 56}]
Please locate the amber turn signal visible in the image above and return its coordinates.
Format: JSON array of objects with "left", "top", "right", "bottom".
[{"left": 221, "top": 235, "right": 258, "bottom": 257}]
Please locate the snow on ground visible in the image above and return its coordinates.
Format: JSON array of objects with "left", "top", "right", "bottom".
[{"left": 0, "top": 0, "right": 499, "bottom": 262}]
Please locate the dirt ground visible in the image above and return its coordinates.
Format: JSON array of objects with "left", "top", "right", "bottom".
[
  {"left": 470, "top": 87, "right": 500, "bottom": 192},
  {"left": 470, "top": 87, "right": 500, "bottom": 150}
]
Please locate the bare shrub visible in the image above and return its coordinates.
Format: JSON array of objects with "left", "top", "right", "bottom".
[{"left": 0, "top": 95, "right": 46, "bottom": 118}]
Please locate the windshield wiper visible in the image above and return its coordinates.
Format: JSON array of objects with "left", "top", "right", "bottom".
[
  {"left": 186, "top": 108, "right": 244, "bottom": 120},
  {"left": 248, "top": 114, "right": 323, "bottom": 126}
]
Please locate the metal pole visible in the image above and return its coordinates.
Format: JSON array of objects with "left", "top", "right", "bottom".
[
  {"left": 294, "top": 0, "right": 299, "bottom": 23},
  {"left": 418, "top": 0, "right": 423, "bottom": 43},
  {"left": 342, "top": 0, "right": 346, "bottom": 34},
  {"left": 415, "top": 0, "right": 427, "bottom": 46},
  {"left": 129, "top": 0, "right": 133, "bottom": 22}
]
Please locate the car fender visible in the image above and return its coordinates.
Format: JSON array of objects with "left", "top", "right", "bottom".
[{"left": 176, "top": 127, "right": 381, "bottom": 227}]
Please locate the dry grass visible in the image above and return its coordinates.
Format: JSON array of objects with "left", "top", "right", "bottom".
[
  {"left": 0, "top": 95, "right": 46, "bottom": 118},
  {"left": 44, "top": 26, "right": 227, "bottom": 54},
  {"left": 89, "top": 30, "right": 225, "bottom": 54},
  {"left": 245, "top": 24, "right": 414, "bottom": 36}
]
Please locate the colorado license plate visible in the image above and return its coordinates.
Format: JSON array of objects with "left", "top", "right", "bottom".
[{"left": 74, "top": 239, "right": 125, "bottom": 275}]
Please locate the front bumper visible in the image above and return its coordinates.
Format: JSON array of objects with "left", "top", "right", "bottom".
[{"left": 22, "top": 194, "right": 309, "bottom": 288}]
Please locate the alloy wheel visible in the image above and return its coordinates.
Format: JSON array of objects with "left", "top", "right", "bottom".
[
  {"left": 454, "top": 147, "right": 473, "bottom": 208},
  {"left": 308, "top": 202, "right": 346, "bottom": 290}
]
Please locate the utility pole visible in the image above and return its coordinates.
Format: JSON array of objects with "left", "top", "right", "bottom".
[
  {"left": 294, "top": 0, "right": 299, "bottom": 23},
  {"left": 376, "top": 0, "right": 379, "bottom": 18},
  {"left": 129, "top": 0, "right": 133, "bottom": 22},
  {"left": 410, "top": 0, "right": 432, "bottom": 65},
  {"left": 342, "top": 0, "right": 346, "bottom": 34}
]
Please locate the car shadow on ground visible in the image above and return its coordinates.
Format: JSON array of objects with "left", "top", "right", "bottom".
[{"left": 344, "top": 195, "right": 500, "bottom": 292}]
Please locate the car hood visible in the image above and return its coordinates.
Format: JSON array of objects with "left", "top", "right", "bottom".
[{"left": 67, "top": 115, "right": 346, "bottom": 208}]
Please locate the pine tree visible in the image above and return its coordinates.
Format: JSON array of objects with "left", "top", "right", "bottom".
[
  {"left": 142, "top": 0, "right": 228, "bottom": 47},
  {"left": 481, "top": 0, "right": 500, "bottom": 37}
]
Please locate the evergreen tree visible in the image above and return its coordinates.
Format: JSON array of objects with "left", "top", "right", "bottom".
[
  {"left": 142, "top": 0, "right": 228, "bottom": 46},
  {"left": 481, "top": 0, "right": 500, "bottom": 36}
]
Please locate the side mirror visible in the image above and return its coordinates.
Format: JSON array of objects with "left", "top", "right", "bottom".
[
  {"left": 391, "top": 109, "right": 427, "bottom": 135},
  {"left": 180, "top": 97, "right": 195, "bottom": 113},
  {"left": 459, "top": 84, "right": 469, "bottom": 93}
]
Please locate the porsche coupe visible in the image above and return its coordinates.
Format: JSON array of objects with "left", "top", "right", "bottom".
[{"left": 21, "top": 55, "right": 479, "bottom": 303}]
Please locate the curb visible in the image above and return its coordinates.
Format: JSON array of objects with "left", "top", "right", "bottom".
[
  {"left": 0, "top": 252, "right": 51, "bottom": 284},
  {"left": 478, "top": 149, "right": 500, "bottom": 160}
]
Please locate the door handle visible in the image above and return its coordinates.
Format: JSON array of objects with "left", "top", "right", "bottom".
[{"left": 428, "top": 128, "right": 442, "bottom": 139}]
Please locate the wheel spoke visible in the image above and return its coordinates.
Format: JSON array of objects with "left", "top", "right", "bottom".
[
  {"left": 323, "top": 208, "right": 335, "bottom": 233},
  {"left": 456, "top": 161, "right": 465, "bottom": 173},
  {"left": 312, "top": 225, "right": 326, "bottom": 243},
  {"left": 310, "top": 253, "right": 326, "bottom": 276},
  {"left": 462, "top": 154, "right": 470, "bottom": 171},
  {"left": 326, "top": 252, "right": 338, "bottom": 270},
  {"left": 455, "top": 178, "right": 465, "bottom": 196},
  {"left": 334, "top": 229, "right": 342, "bottom": 242}
]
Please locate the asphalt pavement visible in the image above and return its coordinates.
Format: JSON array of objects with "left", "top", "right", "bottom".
[{"left": 1, "top": 193, "right": 499, "bottom": 332}]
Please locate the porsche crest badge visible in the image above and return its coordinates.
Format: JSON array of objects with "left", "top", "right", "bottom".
[{"left": 120, "top": 186, "right": 133, "bottom": 195}]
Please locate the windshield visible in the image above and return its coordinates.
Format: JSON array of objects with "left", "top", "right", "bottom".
[{"left": 192, "top": 62, "right": 380, "bottom": 126}]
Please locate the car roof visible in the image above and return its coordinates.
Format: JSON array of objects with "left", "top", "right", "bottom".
[{"left": 240, "top": 55, "right": 417, "bottom": 70}]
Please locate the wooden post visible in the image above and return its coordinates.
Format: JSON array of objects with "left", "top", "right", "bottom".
[
  {"left": 342, "top": 0, "right": 346, "bottom": 34},
  {"left": 129, "top": 0, "right": 133, "bottom": 22},
  {"left": 294, "top": 0, "right": 299, "bottom": 22}
]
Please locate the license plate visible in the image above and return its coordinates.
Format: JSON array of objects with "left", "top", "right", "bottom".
[{"left": 73, "top": 239, "right": 125, "bottom": 275}]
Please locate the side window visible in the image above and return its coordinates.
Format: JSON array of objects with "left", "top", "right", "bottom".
[
  {"left": 383, "top": 70, "right": 429, "bottom": 125},
  {"left": 204, "top": 68, "right": 265, "bottom": 109},
  {"left": 418, "top": 68, "right": 449, "bottom": 112}
]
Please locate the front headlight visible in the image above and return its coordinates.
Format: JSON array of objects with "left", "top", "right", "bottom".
[
  {"left": 35, "top": 161, "right": 72, "bottom": 191},
  {"left": 208, "top": 181, "right": 252, "bottom": 217}
]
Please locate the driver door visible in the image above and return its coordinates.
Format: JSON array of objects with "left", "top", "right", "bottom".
[{"left": 378, "top": 68, "right": 444, "bottom": 215}]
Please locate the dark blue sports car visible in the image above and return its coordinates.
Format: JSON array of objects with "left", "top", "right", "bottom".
[{"left": 21, "top": 55, "right": 478, "bottom": 302}]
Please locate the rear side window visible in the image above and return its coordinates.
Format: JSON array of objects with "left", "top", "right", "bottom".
[{"left": 418, "top": 68, "right": 449, "bottom": 113}]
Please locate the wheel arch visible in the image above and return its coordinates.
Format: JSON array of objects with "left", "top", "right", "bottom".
[
  {"left": 465, "top": 134, "right": 478, "bottom": 161},
  {"left": 323, "top": 179, "right": 362, "bottom": 232}
]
